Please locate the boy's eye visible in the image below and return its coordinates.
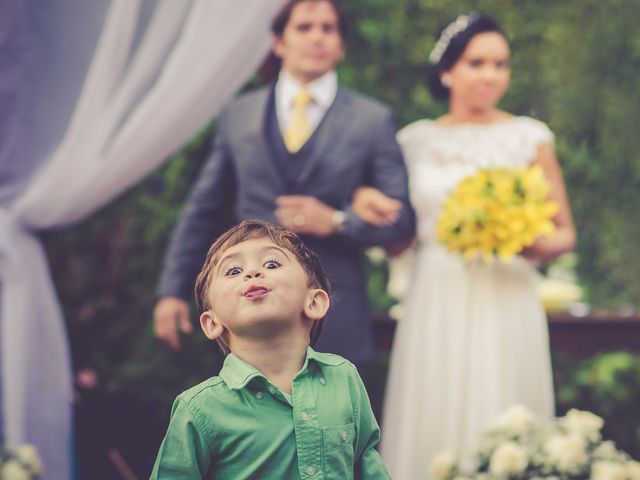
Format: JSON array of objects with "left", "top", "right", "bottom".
[
  {"left": 225, "top": 267, "right": 242, "bottom": 276},
  {"left": 264, "top": 260, "right": 281, "bottom": 269}
]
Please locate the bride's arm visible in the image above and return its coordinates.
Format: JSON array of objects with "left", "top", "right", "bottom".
[
  {"left": 352, "top": 186, "right": 416, "bottom": 255},
  {"left": 351, "top": 186, "right": 402, "bottom": 227},
  {"left": 522, "top": 143, "right": 576, "bottom": 263}
]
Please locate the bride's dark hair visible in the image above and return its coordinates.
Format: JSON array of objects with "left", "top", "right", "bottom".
[{"left": 427, "top": 15, "right": 506, "bottom": 101}]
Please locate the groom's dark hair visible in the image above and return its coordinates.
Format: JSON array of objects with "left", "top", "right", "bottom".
[{"left": 271, "top": 0, "right": 348, "bottom": 40}]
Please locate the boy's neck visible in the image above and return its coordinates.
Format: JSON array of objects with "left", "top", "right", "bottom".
[{"left": 230, "top": 337, "right": 309, "bottom": 394}]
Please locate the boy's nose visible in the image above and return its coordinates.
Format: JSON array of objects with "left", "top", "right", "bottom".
[{"left": 244, "top": 269, "right": 263, "bottom": 279}]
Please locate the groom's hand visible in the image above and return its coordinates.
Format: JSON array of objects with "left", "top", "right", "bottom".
[
  {"left": 275, "top": 195, "right": 337, "bottom": 237},
  {"left": 153, "top": 296, "right": 193, "bottom": 350}
]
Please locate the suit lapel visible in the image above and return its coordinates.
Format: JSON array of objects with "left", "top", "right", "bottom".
[{"left": 295, "top": 88, "right": 353, "bottom": 190}]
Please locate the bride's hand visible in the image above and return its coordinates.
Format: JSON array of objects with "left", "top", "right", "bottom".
[
  {"left": 351, "top": 186, "right": 402, "bottom": 227},
  {"left": 521, "top": 227, "right": 576, "bottom": 265}
]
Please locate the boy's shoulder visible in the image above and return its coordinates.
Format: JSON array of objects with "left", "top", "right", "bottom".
[
  {"left": 176, "top": 375, "right": 229, "bottom": 407},
  {"left": 310, "top": 351, "right": 367, "bottom": 402},
  {"left": 309, "top": 350, "right": 349, "bottom": 367},
  {"left": 309, "top": 351, "right": 360, "bottom": 377}
]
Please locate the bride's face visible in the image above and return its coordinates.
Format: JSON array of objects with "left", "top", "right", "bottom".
[{"left": 444, "top": 31, "right": 511, "bottom": 111}]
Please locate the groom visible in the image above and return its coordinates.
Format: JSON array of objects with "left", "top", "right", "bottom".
[{"left": 154, "top": 0, "right": 415, "bottom": 369}]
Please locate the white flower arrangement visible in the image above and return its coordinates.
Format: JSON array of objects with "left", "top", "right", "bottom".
[
  {"left": 431, "top": 405, "right": 640, "bottom": 480},
  {"left": 431, "top": 450, "right": 458, "bottom": 480},
  {"left": 0, "top": 444, "right": 42, "bottom": 479}
]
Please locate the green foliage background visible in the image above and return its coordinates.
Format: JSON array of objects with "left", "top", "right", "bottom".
[{"left": 43, "top": 0, "right": 640, "bottom": 457}]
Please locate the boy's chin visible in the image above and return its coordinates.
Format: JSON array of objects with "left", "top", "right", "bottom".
[{"left": 235, "top": 316, "right": 308, "bottom": 340}]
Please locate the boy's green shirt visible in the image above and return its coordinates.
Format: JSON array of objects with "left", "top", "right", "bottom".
[{"left": 150, "top": 347, "right": 390, "bottom": 479}]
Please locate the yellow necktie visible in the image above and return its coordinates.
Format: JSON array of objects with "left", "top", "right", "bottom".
[{"left": 283, "top": 88, "right": 313, "bottom": 153}]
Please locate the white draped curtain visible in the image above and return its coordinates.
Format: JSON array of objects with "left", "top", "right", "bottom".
[{"left": 0, "top": 0, "right": 286, "bottom": 478}]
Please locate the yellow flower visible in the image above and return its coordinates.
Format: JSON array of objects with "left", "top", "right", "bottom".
[{"left": 437, "top": 166, "right": 558, "bottom": 261}]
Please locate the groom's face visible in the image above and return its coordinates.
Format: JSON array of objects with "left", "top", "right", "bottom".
[{"left": 273, "top": 0, "right": 345, "bottom": 83}]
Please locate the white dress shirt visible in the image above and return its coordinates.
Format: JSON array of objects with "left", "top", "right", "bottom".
[{"left": 275, "top": 69, "right": 338, "bottom": 135}]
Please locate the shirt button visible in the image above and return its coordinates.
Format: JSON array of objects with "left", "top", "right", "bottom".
[
  {"left": 255, "top": 392, "right": 264, "bottom": 400},
  {"left": 319, "top": 377, "right": 326, "bottom": 385},
  {"left": 306, "top": 465, "right": 316, "bottom": 476},
  {"left": 301, "top": 412, "right": 310, "bottom": 422},
  {"left": 268, "top": 386, "right": 276, "bottom": 395},
  {"left": 341, "top": 430, "right": 348, "bottom": 441}
]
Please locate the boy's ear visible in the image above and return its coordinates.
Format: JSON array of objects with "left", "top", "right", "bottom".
[
  {"left": 200, "top": 310, "right": 225, "bottom": 341},
  {"left": 304, "top": 289, "right": 330, "bottom": 321}
]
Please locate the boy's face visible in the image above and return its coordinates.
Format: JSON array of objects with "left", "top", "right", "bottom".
[
  {"left": 200, "top": 237, "right": 328, "bottom": 346},
  {"left": 273, "top": 0, "right": 345, "bottom": 83}
]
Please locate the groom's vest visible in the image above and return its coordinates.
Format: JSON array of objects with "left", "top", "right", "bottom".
[{"left": 265, "top": 91, "right": 327, "bottom": 191}]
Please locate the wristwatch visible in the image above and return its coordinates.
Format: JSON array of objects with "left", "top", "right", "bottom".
[{"left": 331, "top": 210, "right": 347, "bottom": 233}]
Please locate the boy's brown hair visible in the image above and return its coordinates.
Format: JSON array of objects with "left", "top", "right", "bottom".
[{"left": 195, "top": 219, "right": 331, "bottom": 354}]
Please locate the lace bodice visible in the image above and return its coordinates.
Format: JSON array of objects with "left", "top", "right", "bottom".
[{"left": 398, "top": 116, "right": 554, "bottom": 245}]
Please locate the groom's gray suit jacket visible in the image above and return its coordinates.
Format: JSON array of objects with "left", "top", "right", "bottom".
[{"left": 158, "top": 84, "right": 415, "bottom": 364}]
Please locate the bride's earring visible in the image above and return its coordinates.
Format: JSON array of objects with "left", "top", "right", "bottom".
[{"left": 441, "top": 74, "right": 452, "bottom": 88}]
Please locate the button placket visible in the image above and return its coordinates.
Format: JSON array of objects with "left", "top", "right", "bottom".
[{"left": 292, "top": 369, "right": 322, "bottom": 479}]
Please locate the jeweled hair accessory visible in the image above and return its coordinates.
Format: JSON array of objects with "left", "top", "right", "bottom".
[{"left": 428, "top": 14, "right": 475, "bottom": 65}]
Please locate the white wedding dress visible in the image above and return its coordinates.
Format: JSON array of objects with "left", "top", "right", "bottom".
[{"left": 381, "top": 117, "right": 555, "bottom": 479}]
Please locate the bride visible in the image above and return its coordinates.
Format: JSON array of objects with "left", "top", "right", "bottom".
[{"left": 355, "top": 14, "right": 576, "bottom": 479}]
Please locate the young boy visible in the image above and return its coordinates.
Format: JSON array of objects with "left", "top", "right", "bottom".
[{"left": 150, "top": 220, "right": 391, "bottom": 479}]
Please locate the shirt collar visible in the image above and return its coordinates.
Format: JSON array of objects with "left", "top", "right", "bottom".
[
  {"left": 218, "top": 353, "right": 263, "bottom": 390},
  {"left": 219, "top": 346, "right": 342, "bottom": 390},
  {"left": 303, "top": 346, "right": 344, "bottom": 367},
  {"left": 276, "top": 69, "right": 338, "bottom": 110}
]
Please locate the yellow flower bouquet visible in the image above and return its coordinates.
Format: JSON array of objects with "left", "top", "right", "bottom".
[{"left": 436, "top": 165, "right": 558, "bottom": 261}]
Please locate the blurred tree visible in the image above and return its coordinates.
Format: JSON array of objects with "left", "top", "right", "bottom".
[{"left": 546, "top": 0, "right": 640, "bottom": 309}]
